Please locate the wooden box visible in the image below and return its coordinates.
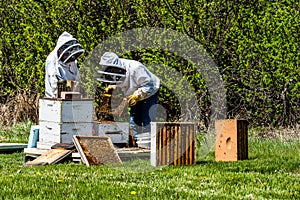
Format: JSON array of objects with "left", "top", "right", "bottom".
[
  {"left": 94, "top": 121, "right": 129, "bottom": 144},
  {"left": 151, "top": 122, "right": 197, "bottom": 167},
  {"left": 60, "top": 92, "right": 81, "bottom": 100},
  {"left": 39, "top": 98, "right": 94, "bottom": 123},
  {"left": 38, "top": 98, "right": 94, "bottom": 149},
  {"left": 215, "top": 119, "right": 248, "bottom": 161},
  {"left": 39, "top": 121, "right": 93, "bottom": 144}
]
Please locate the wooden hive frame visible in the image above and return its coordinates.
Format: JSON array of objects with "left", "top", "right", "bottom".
[
  {"left": 73, "top": 135, "right": 122, "bottom": 166},
  {"left": 151, "top": 122, "right": 197, "bottom": 166}
]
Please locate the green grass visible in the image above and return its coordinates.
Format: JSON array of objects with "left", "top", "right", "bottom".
[
  {"left": 0, "top": 123, "right": 300, "bottom": 199},
  {"left": 0, "top": 120, "right": 33, "bottom": 143}
]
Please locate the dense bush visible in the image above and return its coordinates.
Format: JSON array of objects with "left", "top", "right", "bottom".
[{"left": 0, "top": 0, "right": 299, "bottom": 127}]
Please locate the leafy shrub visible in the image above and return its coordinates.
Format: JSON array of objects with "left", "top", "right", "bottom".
[{"left": 0, "top": 0, "right": 299, "bottom": 127}]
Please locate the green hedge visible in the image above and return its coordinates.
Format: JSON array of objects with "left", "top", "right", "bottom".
[{"left": 0, "top": 0, "right": 299, "bottom": 127}]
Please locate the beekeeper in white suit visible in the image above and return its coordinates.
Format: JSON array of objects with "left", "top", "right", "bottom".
[
  {"left": 98, "top": 52, "right": 160, "bottom": 143},
  {"left": 45, "top": 31, "right": 85, "bottom": 98}
]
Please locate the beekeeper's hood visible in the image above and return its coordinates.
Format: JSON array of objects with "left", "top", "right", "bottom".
[
  {"left": 55, "top": 31, "right": 84, "bottom": 64},
  {"left": 97, "top": 52, "right": 126, "bottom": 84}
]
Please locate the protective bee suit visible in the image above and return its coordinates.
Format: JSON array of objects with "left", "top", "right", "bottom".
[
  {"left": 98, "top": 52, "right": 160, "bottom": 141},
  {"left": 45, "top": 31, "right": 84, "bottom": 98}
]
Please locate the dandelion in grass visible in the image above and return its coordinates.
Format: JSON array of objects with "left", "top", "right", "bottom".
[
  {"left": 130, "top": 191, "right": 136, "bottom": 195},
  {"left": 36, "top": 171, "right": 41, "bottom": 176},
  {"left": 56, "top": 179, "right": 64, "bottom": 183}
]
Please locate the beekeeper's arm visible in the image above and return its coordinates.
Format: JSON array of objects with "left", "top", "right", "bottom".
[
  {"left": 128, "top": 67, "right": 159, "bottom": 106},
  {"left": 45, "top": 59, "right": 59, "bottom": 98}
]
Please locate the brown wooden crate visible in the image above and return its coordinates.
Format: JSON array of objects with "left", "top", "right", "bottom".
[
  {"left": 151, "top": 122, "right": 196, "bottom": 166},
  {"left": 215, "top": 119, "right": 248, "bottom": 162}
]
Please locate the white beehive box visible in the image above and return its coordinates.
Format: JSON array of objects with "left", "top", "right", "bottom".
[
  {"left": 95, "top": 122, "right": 129, "bottom": 144},
  {"left": 39, "top": 98, "right": 93, "bottom": 123},
  {"left": 39, "top": 121, "right": 93, "bottom": 144},
  {"left": 38, "top": 98, "right": 94, "bottom": 148}
]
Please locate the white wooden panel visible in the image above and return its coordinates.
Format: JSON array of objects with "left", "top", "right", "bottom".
[
  {"left": 136, "top": 132, "right": 151, "bottom": 148},
  {"left": 150, "top": 122, "right": 157, "bottom": 166},
  {"left": 39, "top": 98, "right": 94, "bottom": 123},
  {"left": 39, "top": 99, "right": 61, "bottom": 122},
  {"left": 36, "top": 141, "right": 57, "bottom": 150},
  {"left": 96, "top": 122, "right": 129, "bottom": 144},
  {"left": 39, "top": 122, "right": 61, "bottom": 143},
  {"left": 39, "top": 121, "right": 93, "bottom": 144},
  {"left": 61, "top": 123, "right": 93, "bottom": 143}
]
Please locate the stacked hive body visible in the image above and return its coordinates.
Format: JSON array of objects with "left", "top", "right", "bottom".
[
  {"left": 37, "top": 98, "right": 94, "bottom": 149},
  {"left": 94, "top": 121, "right": 129, "bottom": 145},
  {"left": 151, "top": 122, "right": 197, "bottom": 166},
  {"left": 215, "top": 119, "right": 248, "bottom": 161}
]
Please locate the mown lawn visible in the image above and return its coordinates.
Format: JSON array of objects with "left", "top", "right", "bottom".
[{"left": 0, "top": 123, "right": 300, "bottom": 199}]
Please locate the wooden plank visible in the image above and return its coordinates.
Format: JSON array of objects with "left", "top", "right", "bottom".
[
  {"left": 156, "top": 124, "right": 160, "bottom": 165},
  {"left": 185, "top": 125, "right": 190, "bottom": 165},
  {"left": 159, "top": 126, "right": 166, "bottom": 165},
  {"left": 172, "top": 126, "right": 177, "bottom": 165},
  {"left": 192, "top": 124, "right": 196, "bottom": 164},
  {"left": 189, "top": 125, "right": 195, "bottom": 164},
  {"left": 73, "top": 135, "right": 122, "bottom": 166},
  {"left": 177, "top": 125, "right": 181, "bottom": 165},
  {"left": 237, "top": 120, "right": 248, "bottom": 160},
  {"left": 180, "top": 126, "right": 185, "bottom": 165},
  {"left": 0, "top": 143, "right": 27, "bottom": 150},
  {"left": 169, "top": 126, "right": 175, "bottom": 165},
  {"left": 150, "top": 123, "right": 157, "bottom": 166},
  {"left": 0, "top": 143, "right": 27, "bottom": 152},
  {"left": 166, "top": 126, "right": 171, "bottom": 165},
  {"left": 24, "top": 147, "right": 150, "bottom": 163},
  {"left": 188, "top": 125, "right": 194, "bottom": 164},
  {"left": 24, "top": 148, "right": 74, "bottom": 166},
  {"left": 158, "top": 125, "right": 163, "bottom": 165},
  {"left": 24, "top": 148, "right": 49, "bottom": 156},
  {"left": 24, "top": 148, "right": 79, "bottom": 162}
]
